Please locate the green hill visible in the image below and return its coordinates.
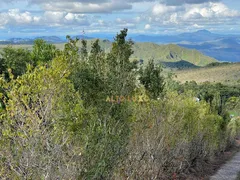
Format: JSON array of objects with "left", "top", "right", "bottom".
[
  {"left": 175, "top": 63, "right": 240, "bottom": 85},
  {"left": 72, "top": 40, "right": 217, "bottom": 66},
  {"left": 131, "top": 43, "right": 217, "bottom": 66},
  {"left": 161, "top": 60, "right": 199, "bottom": 69},
  {"left": 0, "top": 39, "right": 217, "bottom": 67}
]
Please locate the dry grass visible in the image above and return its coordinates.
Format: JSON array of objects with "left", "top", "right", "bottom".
[{"left": 175, "top": 63, "right": 240, "bottom": 85}]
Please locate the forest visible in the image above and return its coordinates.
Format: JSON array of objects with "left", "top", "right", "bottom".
[{"left": 0, "top": 29, "right": 240, "bottom": 179}]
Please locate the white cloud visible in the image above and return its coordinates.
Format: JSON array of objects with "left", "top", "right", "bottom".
[
  {"left": 146, "top": 2, "right": 240, "bottom": 27},
  {"left": 0, "top": 8, "right": 92, "bottom": 29},
  {"left": 0, "top": 9, "right": 38, "bottom": 26},
  {"left": 90, "top": 19, "right": 109, "bottom": 28},
  {"left": 0, "top": 14, "right": 8, "bottom": 27},
  {"left": 42, "top": 1, "right": 132, "bottom": 13},
  {"left": 169, "top": 13, "right": 178, "bottom": 24},
  {"left": 144, "top": 24, "right": 151, "bottom": 29},
  {"left": 118, "top": 23, "right": 136, "bottom": 28},
  {"left": 115, "top": 18, "right": 136, "bottom": 28},
  {"left": 134, "top": 16, "right": 141, "bottom": 23},
  {"left": 159, "top": 0, "right": 220, "bottom": 6},
  {"left": 65, "top": 13, "right": 75, "bottom": 21},
  {"left": 183, "top": 3, "right": 240, "bottom": 20},
  {"left": 0, "top": 0, "right": 157, "bottom": 13},
  {"left": 43, "top": 11, "right": 64, "bottom": 23},
  {"left": 116, "top": 17, "right": 140, "bottom": 26},
  {"left": 152, "top": 4, "right": 177, "bottom": 15},
  {"left": 193, "top": 23, "right": 204, "bottom": 28},
  {"left": 211, "top": 2, "right": 239, "bottom": 17},
  {"left": 0, "top": 1, "right": 240, "bottom": 35}
]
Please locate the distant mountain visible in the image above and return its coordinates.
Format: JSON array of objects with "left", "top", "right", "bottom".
[
  {"left": 0, "top": 38, "right": 217, "bottom": 67},
  {"left": 72, "top": 35, "right": 94, "bottom": 40},
  {"left": 34, "top": 36, "right": 65, "bottom": 43},
  {"left": 0, "top": 36, "right": 66, "bottom": 45},
  {"left": 132, "top": 30, "right": 240, "bottom": 62},
  {"left": 71, "top": 39, "right": 217, "bottom": 67},
  {"left": 0, "top": 38, "right": 34, "bottom": 45},
  {"left": 131, "top": 43, "right": 217, "bottom": 66},
  {"left": 0, "top": 35, "right": 94, "bottom": 45},
  {"left": 8, "top": 38, "right": 33, "bottom": 43},
  {"left": 132, "top": 30, "right": 228, "bottom": 43},
  {"left": 179, "top": 37, "right": 240, "bottom": 62},
  {"left": 132, "top": 34, "right": 177, "bottom": 43},
  {"left": 177, "top": 30, "right": 220, "bottom": 42}
]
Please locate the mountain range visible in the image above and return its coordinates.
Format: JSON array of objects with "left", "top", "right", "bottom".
[
  {"left": 131, "top": 30, "right": 240, "bottom": 62},
  {"left": 0, "top": 30, "right": 239, "bottom": 63},
  {"left": 54, "top": 39, "right": 217, "bottom": 67},
  {"left": 0, "top": 36, "right": 65, "bottom": 44},
  {"left": 0, "top": 35, "right": 94, "bottom": 45}
]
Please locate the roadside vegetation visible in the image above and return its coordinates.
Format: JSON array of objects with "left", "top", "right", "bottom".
[{"left": 0, "top": 29, "right": 239, "bottom": 179}]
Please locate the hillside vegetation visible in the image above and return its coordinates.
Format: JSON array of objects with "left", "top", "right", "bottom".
[
  {"left": 0, "top": 29, "right": 239, "bottom": 179},
  {"left": 175, "top": 63, "right": 240, "bottom": 85},
  {"left": 132, "top": 43, "right": 217, "bottom": 66},
  {"left": 0, "top": 39, "right": 217, "bottom": 67}
]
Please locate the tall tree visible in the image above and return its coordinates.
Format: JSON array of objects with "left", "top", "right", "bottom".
[
  {"left": 80, "top": 39, "right": 88, "bottom": 61},
  {"left": 89, "top": 39, "right": 106, "bottom": 76},
  {"left": 139, "top": 59, "right": 165, "bottom": 99},
  {"left": 107, "top": 28, "right": 137, "bottom": 96}
]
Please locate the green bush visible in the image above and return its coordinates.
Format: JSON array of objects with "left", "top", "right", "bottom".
[
  {"left": 227, "top": 117, "right": 240, "bottom": 143},
  {"left": 116, "top": 91, "right": 228, "bottom": 179}
]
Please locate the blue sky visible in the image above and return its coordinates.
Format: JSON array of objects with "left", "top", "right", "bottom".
[{"left": 0, "top": 0, "right": 240, "bottom": 39}]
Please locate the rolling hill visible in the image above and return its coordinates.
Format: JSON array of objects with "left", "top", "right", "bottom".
[
  {"left": 132, "top": 30, "right": 240, "bottom": 63},
  {"left": 175, "top": 63, "right": 240, "bottom": 85},
  {"left": 67, "top": 39, "right": 217, "bottom": 66},
  {"left": 131, "top": 43, "right": 217, "bottom": 66},
  {"left": 0, "top": 39, "right": 217, "bottom": 67}
]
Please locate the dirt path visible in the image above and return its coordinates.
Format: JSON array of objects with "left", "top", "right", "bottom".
[{"left": 210, "top": 146, "right": 240, "bottom": 180}]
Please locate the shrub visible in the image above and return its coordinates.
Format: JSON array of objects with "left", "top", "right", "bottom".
[
  {"left": 227, "top": 117, "right": 240, "bottom": 143},
  {"left": 116, "top": 92, "right": 227, "bottom": 179},
  {"left": 0, "top": 56, "right": 87, "bottom": 179}
]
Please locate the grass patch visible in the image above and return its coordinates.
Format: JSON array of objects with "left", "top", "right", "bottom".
[{"left": 175, "top": 63, "right": 240, "bottom": 85}]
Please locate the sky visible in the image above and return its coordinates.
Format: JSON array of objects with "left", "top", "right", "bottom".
[{"left": 0, "top": 0, "right": 240, "bottom": 39}]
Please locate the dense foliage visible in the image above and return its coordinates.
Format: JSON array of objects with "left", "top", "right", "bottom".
[{"left": 0, "top": 29, "right": 239, "bottom": 179}]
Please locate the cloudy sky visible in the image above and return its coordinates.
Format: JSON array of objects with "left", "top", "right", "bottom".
[{"left": 0, "top": 0, "right": 240, "bottom": 39}]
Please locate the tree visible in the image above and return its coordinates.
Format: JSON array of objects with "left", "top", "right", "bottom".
[
  {"left": 68, "top": 30, "right": 137, "bottom": 178},
  {"left": 80, "top": 39, "right": 88, "bottom": 61},
  {"left": 89, "top": 39, "right": 106, "bottom": 75},
  {"left": 106, "top": 28, "right": 138, "bottom": 96},
  {"left": 0, "top": 46, "right": 32, "bottom": 79},
  {"left": 70, "top": 29, "right": 138, "bottom": 107},
  {"left": 139, "top": 59, "right": 165, "bottom": 99},
  {"left": 32, "top": 39, "right": 58, "bottom": 65}
]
